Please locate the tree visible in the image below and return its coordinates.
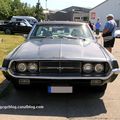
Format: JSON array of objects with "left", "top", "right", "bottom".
[
  {"left": 10, "top": 0, "right": 23, "bottom": 16},
  {"left": 0, "top": 0, "right": 44, "bottom": 20},
  {"left": 0, "top": 0, "right": 12, "bottom": 19},
  {"left": 35, "top": 0, "right": 44, "bottom": 21}
]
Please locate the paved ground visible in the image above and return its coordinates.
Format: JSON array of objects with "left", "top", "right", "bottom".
[{"left": 0, "top": 37, "right": 120, "bottom": 120}]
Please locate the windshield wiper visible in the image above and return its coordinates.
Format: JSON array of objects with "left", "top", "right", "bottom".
[
  {"left": 58, "top": 35, "right": 86, "bottom": 40},
  {"left": 30, "top": 35, "right": 86, "bottom": 41},
  {"left": 57, "top": 35, "right": 78, "bottom": 39},
  {"left": 30, "top": 36, "right": 53, "bottom": 39}
]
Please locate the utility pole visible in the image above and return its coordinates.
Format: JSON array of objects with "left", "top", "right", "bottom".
[
  {"left": 35, "top": 0, "right": 42, "bottom": 21},
  {"left": 45, "top": 0, "right": 47, "bottom": 9},
  {"left": 44, "top": 0, "right": 49, "bottom": 21},
  {"left": 37, "top": 0, "right": 40, "bottom": 7}
]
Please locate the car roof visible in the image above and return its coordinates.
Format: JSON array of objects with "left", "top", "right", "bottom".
[
  {"left": 12, "top": 16, "right": 37, "bottom": 20},
  {"left": 37, "top": 21, "right": 86, "bottom": 25}
]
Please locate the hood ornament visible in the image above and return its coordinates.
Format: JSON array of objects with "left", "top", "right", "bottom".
[{"left": 58, "top": 62, "right": 63, "bottom": 73}]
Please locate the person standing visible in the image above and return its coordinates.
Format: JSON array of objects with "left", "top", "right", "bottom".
[
  {"left": 102, "top": 14, "right": 117, "bottom": 53},
  {"left": 88, "top": 21, "right": 94, "bottom": 31},
  {"left": 95, "top": 18, "right": 101, "bottom": 35}
]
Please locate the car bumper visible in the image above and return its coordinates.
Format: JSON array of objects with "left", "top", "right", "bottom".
[
  {"left": 0, "top": 66, "right": 120, "bottom": 86},
  {"left": 112, "top": 68, "right": 120, "bottom": 74},
  {"left": 1, "top": 66, "right": 120, "bottom": 80},
  {"left": 0, "top": 67, "right": 7, "bottom": 71}
]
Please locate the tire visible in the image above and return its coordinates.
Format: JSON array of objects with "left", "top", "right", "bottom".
[
  {"left": 5, "top": 29, "right": 12, "bottom": 34},
  {"left": 91, "top": 84, "right": 107, "bottom": 93}
]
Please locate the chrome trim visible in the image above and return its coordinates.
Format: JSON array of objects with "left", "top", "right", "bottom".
[
  {"left": 8, "top": 58, "right": 109, "bottom": 62},
  {"left": 40, "top": 67, "right": 81, "bottom": 70},
  {"left": 5, "top": 71, "right": 116, "bottom": 80},
  {"left": 112, "top": 69, "right": 120, "bottom": 74},
  {"left": 7, "top": 59, "right": 118, "bottom": 80},
  {"left": 0, "top": 67, "right": 7, "bottom": 72}
]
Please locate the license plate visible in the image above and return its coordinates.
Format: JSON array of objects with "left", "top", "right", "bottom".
[{"left": 48, "top": 86, "right": 73, "bottom": 93}]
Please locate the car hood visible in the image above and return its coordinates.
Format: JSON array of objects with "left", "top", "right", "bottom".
[{"left": 11, "top": 38, "right": 107, "bottom": 61}]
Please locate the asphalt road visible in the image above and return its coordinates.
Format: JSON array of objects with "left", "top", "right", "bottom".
[{"left": 0, "top": 37, "right": 120, "bottom": 120}]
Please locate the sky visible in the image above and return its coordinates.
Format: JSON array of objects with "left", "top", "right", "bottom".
[{"left": 21, "top": 0, "right": 106, "bottom": 10}]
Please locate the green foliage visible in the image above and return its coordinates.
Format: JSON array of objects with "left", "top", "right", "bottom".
[
  {"left": 35, "top": 1, "right": 44, "bottom": 21},
  {"left": 0, "top": 34, "right": 24, "bottom": 82},
  {"left": 10, "top": 0, "right": 23, "bottom": 16},
  {"left": 0, "top": 0, "right": 12, "bottom": 19},
  {"left": 0, "top": 0, "right": 44, "bottom": 20}
]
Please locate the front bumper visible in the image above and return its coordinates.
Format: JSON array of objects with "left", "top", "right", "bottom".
[
  {"left": 1, "top": 66, "right": 120, "bottom": 86},
  {"left": 112, "top": 68, "right": 120, "bottom": 74},
  {"left": 0, "top": 67, "right": 7, "bottom": 71},
  {"left": 0, "top": 66, "right": 120, "bottom": 79}
]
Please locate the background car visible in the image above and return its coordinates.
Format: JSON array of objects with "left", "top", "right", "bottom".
[
  {"left": 10, "top": 16, "right": 38, "bottom": 26},
  {"left": 0, "top": 21, "right": 32, "bottom": 34},
  {"left": 115, "top": 29, "right": 120, "bottom": 38},
  {"left": 0, "top": 21, "right": 120, "bottom": 93}
]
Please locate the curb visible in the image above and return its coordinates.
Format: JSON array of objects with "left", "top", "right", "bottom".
[{"left": 0, "top": 80, "right": 11, "bottom": 97}]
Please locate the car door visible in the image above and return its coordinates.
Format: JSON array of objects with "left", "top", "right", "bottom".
[
  {"left": 19, "top": 22, "right": 32, "bottom": 34},
  {"left": 13, "top": 22, "right": 21, "bottom": 33}
]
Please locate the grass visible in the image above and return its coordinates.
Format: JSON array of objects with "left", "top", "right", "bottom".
[{"left": 0, "top": 34, "right": 24, "bottom": 83}]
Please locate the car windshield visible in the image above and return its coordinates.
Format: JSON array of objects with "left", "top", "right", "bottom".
[{"left": 30, "top": 24, "right": 94, "bottom": 40}]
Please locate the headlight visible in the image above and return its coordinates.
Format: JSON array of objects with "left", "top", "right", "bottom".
[
  {"left": 28, "top": 63, "right": 38, "bottom": 73},
  {"left": 95, "top": 64, "right": 104, "bottom": 73},
  {"left": 17, "top": 63, "right": 27, "bottom": 72},
  {"left": 83, "top": 63, "right": 93, "bottom": 73}
]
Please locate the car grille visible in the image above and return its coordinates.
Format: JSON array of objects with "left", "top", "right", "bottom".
[
  {"left": 10, "top": 60, "right": 110, "bottom": 77},
  {"left": 11, "top": 60, "right": 82, "bottom": 76},
  {"left": 39, "top": 61, "right": 81, "bottom": 76}
]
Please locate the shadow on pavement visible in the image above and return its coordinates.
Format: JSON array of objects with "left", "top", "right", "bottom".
[{"left": 0, "top": 83, "right": 107, "bottom": 118}]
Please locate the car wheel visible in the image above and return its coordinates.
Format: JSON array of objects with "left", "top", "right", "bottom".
[
  {"left": 5, "top": 29, "right": 12, "bottom": 34},
  {"left": 91, "top": 84, "right": 107, "bottom": 93}
]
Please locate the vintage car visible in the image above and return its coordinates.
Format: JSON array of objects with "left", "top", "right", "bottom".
[{"left": 0, "top": 21, "right": 120, "bottom": 93}]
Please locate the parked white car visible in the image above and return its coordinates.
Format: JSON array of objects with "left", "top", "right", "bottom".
[{"left": 115, "top": 30, "right": 120, "bottom": 38}]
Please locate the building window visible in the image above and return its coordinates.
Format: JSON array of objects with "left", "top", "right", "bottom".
[
  {"left": 74, "top": 17, "right": 80, "bottom": 22},
  {"left": 74, "top": 17, "right": 80, "bottom": 19},
  {"left": 83, "top": 17, "right": 89, "bottom": 21}
]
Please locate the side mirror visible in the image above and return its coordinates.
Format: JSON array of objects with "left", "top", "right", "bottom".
[
  {"left": 22, "top": 34, "right": 28, "bottom": 39},
  {"left": 95, "top": 35, "right": 100, "bottom": 40}
]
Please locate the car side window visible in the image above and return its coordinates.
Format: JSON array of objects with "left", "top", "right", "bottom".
[
  {"left": 16, "top": 19, "right": 22, "bottom": 21},
  {"left": 71, "top": 29, "right": 81, "bottom": 37},
  {"left": 20, "top": 22, "right": 26, "bottom": 26},
  {"left": 11, "top": 22, "right": 15, "bottom": 26},
  {"left": 16, "top": 22, "right": 20, "bottom": 26}
]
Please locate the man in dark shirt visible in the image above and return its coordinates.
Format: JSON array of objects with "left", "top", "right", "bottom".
[{"left": 95, "top": 18, "right": 101, "bottom": 35}]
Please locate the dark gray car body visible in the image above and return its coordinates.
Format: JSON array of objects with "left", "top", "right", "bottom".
[
  {"left": 9, "top": 39, "right": 106, "bottom": 60},
  {"left": 1, "top": 21, "right": 120, "bottom": 92}
]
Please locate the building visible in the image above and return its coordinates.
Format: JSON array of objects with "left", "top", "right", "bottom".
[
  {"left": 89, "top": 0, "right": 120, "bottom": 31},
  {"left": 48, "top": 6, "right": 90, "bottom": 22}
]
